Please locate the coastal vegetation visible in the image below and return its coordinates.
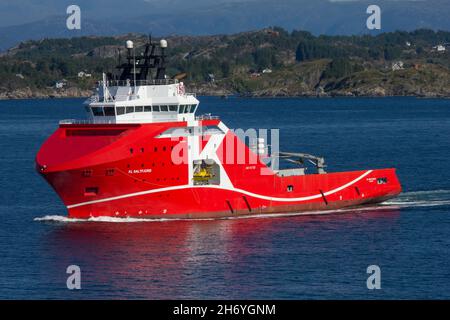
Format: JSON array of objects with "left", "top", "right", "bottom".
[{"left": 1, "top": 28, "right": 450, "bottom": 99}]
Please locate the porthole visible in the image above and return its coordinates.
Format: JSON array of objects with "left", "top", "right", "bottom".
[{"left": 82, "top": 169, "right": 93, "bottom": 177}]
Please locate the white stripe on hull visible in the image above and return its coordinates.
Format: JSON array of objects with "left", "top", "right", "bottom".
[{"left": 67, "top": 170, "right": 373, "bottom": 209}]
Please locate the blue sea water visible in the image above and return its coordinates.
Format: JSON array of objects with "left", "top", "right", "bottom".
[{"left": 0, "top": 96, "right": 449, "bottom": 299}]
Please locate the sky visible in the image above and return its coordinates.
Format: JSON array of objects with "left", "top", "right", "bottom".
[
  {"left": 0, "top": 0, "right": 431, "bottom": 27},
  {"left": 0, "top": 0, "right": 253, "bottom": 27},
  {"left": 0, "top": 0, "right": 447, "bottom": 51}
]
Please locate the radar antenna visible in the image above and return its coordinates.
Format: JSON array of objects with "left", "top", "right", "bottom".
[{"left": 115, "top": 35, "right": 169, "bottom": 83}]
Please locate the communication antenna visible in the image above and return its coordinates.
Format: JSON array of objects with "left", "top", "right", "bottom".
[
  {"left": 157, "top": 39, "right": 168, "bottom": 80},
  {"left": 126, "top": 40, "right": 137, "bottom": 94}
]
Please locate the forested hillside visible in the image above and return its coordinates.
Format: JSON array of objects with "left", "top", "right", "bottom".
[{"left": 1, "top": 27, "right": 450, "bottom": 99}]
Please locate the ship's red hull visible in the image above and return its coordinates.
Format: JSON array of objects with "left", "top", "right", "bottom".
[{"left": 36, "top": 121, "right": 402, "bottom": 219}]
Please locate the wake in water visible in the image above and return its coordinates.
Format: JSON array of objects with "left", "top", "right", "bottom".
[
  {"left": 34, "top": 215, "right": 184, "bottom": 223},
  {"left": 34, "top": 189, "right": 450, "bottom": 223},
  {"left": 34, "top": 206, "right": 394, "bottom": 223},
  {"left": 382, "top": 189, "right": 450, "bottom": 208}
]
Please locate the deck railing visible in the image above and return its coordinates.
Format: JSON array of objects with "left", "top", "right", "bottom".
[
  {"left": 195, "top": 114, "right": 220, "bottom": 121},
  {"left": 102, "top": 79, "right": 179, "bottom": 87},
  {"left": 59, "top": 119, "right": 117, "bottom": 125}
]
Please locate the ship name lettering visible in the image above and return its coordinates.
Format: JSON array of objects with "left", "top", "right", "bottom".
[{"left": 128, "top": 169, "right": 152, "bottom": 174}]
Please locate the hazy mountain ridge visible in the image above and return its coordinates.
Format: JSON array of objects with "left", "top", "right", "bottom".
[{"left": 1, "top": 0, "right": 450, "bottom": 51}]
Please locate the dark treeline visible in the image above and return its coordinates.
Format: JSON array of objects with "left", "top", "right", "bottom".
[{"left": 1, "top": 27, "right": 450, "bottom": 92}]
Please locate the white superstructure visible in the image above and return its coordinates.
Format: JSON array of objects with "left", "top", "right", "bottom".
[
  {"left": 80, "top": 38, "right": 200, "bottom": 124},
  {"left": 85, "top": 79, "right": 199, "bottom": 124}
]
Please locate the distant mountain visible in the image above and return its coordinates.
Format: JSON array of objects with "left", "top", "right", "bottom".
[{"left": 1, "top": 0, "right": 450, "bottom": 51}]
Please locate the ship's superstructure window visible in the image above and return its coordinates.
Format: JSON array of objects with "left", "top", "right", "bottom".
[
  {"left": 92, "top": 107, "right": 103, "bottom": 116},
  {"left": 116, "top": 107, "right": 125, "bottom": 115},
  {"left": 104, "top": 107, "right": 115, "bottom": 116},
  {"left": 89, "top": 104, "right": 195, "bottom": 118},
  {"left": 178, "top": 104, "right": 197, "bottom": 114}
]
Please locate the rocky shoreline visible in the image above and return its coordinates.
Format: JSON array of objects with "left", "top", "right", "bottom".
[
  {"left": 0, "top": 87, "right": 93, "bottom": 100},
  {"left": 1, "top": 89, "right": 450, "bottom": 101},
  {"left": 1, "top": 83, "right": 450, "bottom": 100}
]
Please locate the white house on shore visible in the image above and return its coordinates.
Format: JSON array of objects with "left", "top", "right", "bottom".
[
  {"left": 55, "top": 80, "right": 67, "bottom": 89},
  {"left": 433, "top": 44, "right": 446, "bottom": 53},
  {"left": 392, "top": 61, "right": 404, "bottom": 71},
  {"left": 78, "top": 71, "right": 92, "bottom": 78}
]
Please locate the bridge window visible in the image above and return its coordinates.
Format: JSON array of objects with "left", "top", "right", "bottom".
[
  {"left": 169, "top": 105, "right": 178, "bottom": 112},
  {"left": 160, "top": 105, "right": 169, "bottom": 112},
  {"left": 104, "top": 107, "right": 115, "bottom": 116},
  {"left": 125, "top": 106, "right": 134, "bottom": 114},
  {"left": 135, "top": 106, "right": 143, "bottom": 112},
  {"left": 178, "top": 104, "right": 196, "bottom": 114},
  {"left": 91, "top": 107, "right": 104, "bottom": 116},
  {"left": 144, "top": 106, "right": 152, "bottom": 112},
  {"left": 116, "top": 107, "right": 125, "bottom": 115},
  {"left": 153, "top": 105, "right": 160, "bottom": 112}
]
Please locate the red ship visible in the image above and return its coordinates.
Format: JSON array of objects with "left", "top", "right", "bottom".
[{"left": 36, "top": 38, "right": 402, "bottom": 219}]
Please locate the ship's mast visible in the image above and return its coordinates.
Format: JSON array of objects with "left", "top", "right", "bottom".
[{"left": 116, "top": 37, "right": 168, "bottom": 83}]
